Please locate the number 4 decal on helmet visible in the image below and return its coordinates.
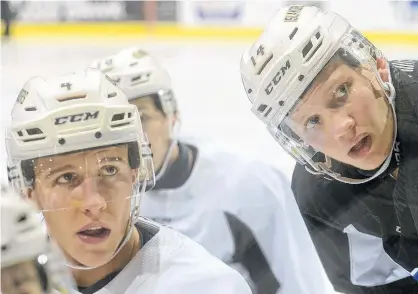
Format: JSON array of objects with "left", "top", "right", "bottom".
[{"left": 251, "top": 44, "right": 273, "bottom": 75}]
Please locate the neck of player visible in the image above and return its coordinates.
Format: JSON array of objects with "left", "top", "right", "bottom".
[{"left": 159, "top": 141, "right": 180, "bottom": 173}]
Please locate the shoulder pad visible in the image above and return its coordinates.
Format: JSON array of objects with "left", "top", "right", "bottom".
[{"left": 390, "top": 60, "right": 418, "bottom": 81}]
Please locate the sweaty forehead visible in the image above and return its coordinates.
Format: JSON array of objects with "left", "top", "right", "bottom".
[
  {"left": 130, "top": 96, "right": 156, "bottom": 112},
  {"left": 35, "top": 145, "right": 129, "bottom": 170}
]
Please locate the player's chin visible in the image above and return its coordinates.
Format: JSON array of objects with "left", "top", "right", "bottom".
[
  {"left": 73, "top": 248, "right": 116, "bottom": 268},
  {"left": 71, "top": 235, "right": 119, "bottom": 266},
  {"left": 353, "top": 153, "right": 387, "bottom": 171}
]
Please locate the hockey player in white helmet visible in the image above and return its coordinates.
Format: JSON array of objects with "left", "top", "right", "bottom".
[
  {"left": 5, "top": 68, "right": 252, "bottom": 294},
  {"left": 1, "top": 186, "right": 75, "bottom": 294},
  {"left": 240, "top": 5, "right": 418, "bottom": 294},
  {"left": 90, "top": 48, "right": 334, "bottom": 294}
]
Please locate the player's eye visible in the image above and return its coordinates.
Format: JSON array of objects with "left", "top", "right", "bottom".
[
  {"left": 56, "top": 173, "right": 77, "bottom": 185},
  {"left": 100, "top": 165, "right": 119, "bottom": 177},
  {"left": 333, "top": 83, "right": 349, "bottom": 103},
  {"left": 305, "top": 115, "right": 321, "bottom": 131}
]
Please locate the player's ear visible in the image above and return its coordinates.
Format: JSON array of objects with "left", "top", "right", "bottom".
[
  {"left": 376, "top": 58, "right": 389, "bottom": 82},
  {"left": 26, "top": 188, "right": 42, "bottom": 210},
  {"left": 26, "top": 187, "right": 34, "bottom": 199},
  {"left": 132, "top": 168, "right": 138, "bottom": 184}
]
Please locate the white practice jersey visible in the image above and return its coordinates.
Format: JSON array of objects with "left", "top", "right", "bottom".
[
  {"left": 140, "top": 140, "right": 334, "bottom": 294},
  {"left": 71, "top": 217, "right": 251, "bottom": 294}
]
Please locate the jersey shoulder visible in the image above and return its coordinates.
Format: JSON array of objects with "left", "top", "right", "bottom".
[
  {"left": 291, "top": 163, "right": 360, "bottom": 224},
  {"left": 142, "top": 225, "right": 252, "bottom": 293},
  {"left": 390, "top": 59, "right": 418, "bottom": 81},
  {"left": 101, "top": 220, "right": 250, "bottom": 294},
  {"left": 165, "top": 229, "right": 251, "bottom": 293},
  {"left": 195, "top": 146, "right": 291, "bottom": 206}
]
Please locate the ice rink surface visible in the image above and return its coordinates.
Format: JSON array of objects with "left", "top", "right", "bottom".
[{"left": 1, "top": 38, "right": 417, "bottom": 186}]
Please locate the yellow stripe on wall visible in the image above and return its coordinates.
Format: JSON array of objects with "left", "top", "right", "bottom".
[{"left": 2, "top": 22, "right": 418, "bottom": 45}]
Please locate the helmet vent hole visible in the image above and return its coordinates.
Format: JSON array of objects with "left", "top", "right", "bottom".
[
  {"left": 264, "top": 107, "right": 272, "bottom": 117},
  {"left": 112, "top": 113, "right": 125, "bottom": 121},
  {"left": 17, "top": 128, "right": 46, "bottom": 143},
  {"left": 256, "top": 54, "right": 273, "bottom": 75},
  {"left": 110, "top": 112, "right": 132, "bottom": 128},
  {"left": 17, "top": 213, "right": 27, "bottom": 223},
  {"left": 289, "top": 27, "right": 298, "bottom": 40},
  {"left": 302, "top": 41, "right": 313, "bottom": 58},
  {"left": 26, "top": 128, "right": 43, "bottom": 136},
  {"left": 107, "top": 92, "right": 117, "bottom": 98},
  {"left": 25, "top": 106, "right": 37, "bottom": 111},
  {"left": 303, "top": 41, "right": 323, "bottom": 63},
  {"left": 56, "top": 94, "right": 87, "bottom": 102},
  {"left": 131, "top": 75, "right": 142, "bottom": 82},
  {"left": 257, "top": 104, "right": 268, "bottom": 112}
]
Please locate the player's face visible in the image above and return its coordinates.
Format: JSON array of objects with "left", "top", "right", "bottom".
[
  {"left": 289, "top": 61, "right": 394, "bottom": 170},
  {"left": 1, "top": 261, "right": 44, "bottom": 294},
  {"left": 130, "top": 96, "right": 172, "bottom": 171},
  {"left": 29, "top": 145, "right": 136, "bottom": 267}
]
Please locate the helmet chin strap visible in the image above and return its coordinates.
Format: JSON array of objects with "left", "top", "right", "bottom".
[
  {"left": 65, "top": 184, "right": 144, "bottom": 271},
  {"left": 154, "top": 116, "right": 181, "bottom": 182},
  {"left": 305, "top": 81, "right": 397, "bottom": 184}
]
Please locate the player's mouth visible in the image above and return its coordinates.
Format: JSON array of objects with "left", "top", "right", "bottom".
[
  {"left": 77, "top": 224, "right": 111, "bottom": 245},
  {"left": 348, "top": 134, "right": 372, "bottom": 159}
]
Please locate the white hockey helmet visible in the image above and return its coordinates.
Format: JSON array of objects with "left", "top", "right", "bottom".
[
  {"left": 241, "top": 5, "right": 352, "bottom": 128},
  {"left": 90, "top": 47, "right": 177, "bottom": 116},
  {"left": 6, "top": 68, "right": 156, "bottom": 270},
  {"left": 6, "top": 67, "right": 155, "bottom": 210},
  {"left": 240, "top": 5, "right": 393, "bottom": 184},
  {"left": 1, "top": 187, "right": 75, "bottom": 293},
  {"left": 91, "top": 48, "right": 181, "bottom": 181}
]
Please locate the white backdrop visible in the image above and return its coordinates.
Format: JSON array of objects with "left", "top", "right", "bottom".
[{"left": 179, "top": 0, "right": 418, "bottom": 31}]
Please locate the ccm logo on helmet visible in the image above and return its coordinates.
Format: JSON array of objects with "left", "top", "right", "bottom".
[
  {"left": 264, "top": 60, "right": 291, "bottom": 95},
  {"left": 55, "top": 111, "right": 99, "bottom": 125}
]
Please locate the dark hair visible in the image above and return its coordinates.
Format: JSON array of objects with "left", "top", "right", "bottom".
[
  {"left": 148, "top": 93, "right": 166, "bottom": 116},
  {"left": 132, "top": 93, "right": 179, "bottom": 118}
]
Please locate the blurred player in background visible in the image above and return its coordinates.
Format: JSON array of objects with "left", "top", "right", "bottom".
[
  {"left": 1, "top": 1, "right": 12, "bottom": 38},
  {"left": 1, "top": 186, "right": 75, "bottom": 294},
  {"left": 90, "top": 48, "right": 334, "bottom": 294},
  {"left": 240, "top": 5, "right": 418, "bottom": 294},
  {"left": 6, "top": 68, "right": 252, "bottom": 294}
]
